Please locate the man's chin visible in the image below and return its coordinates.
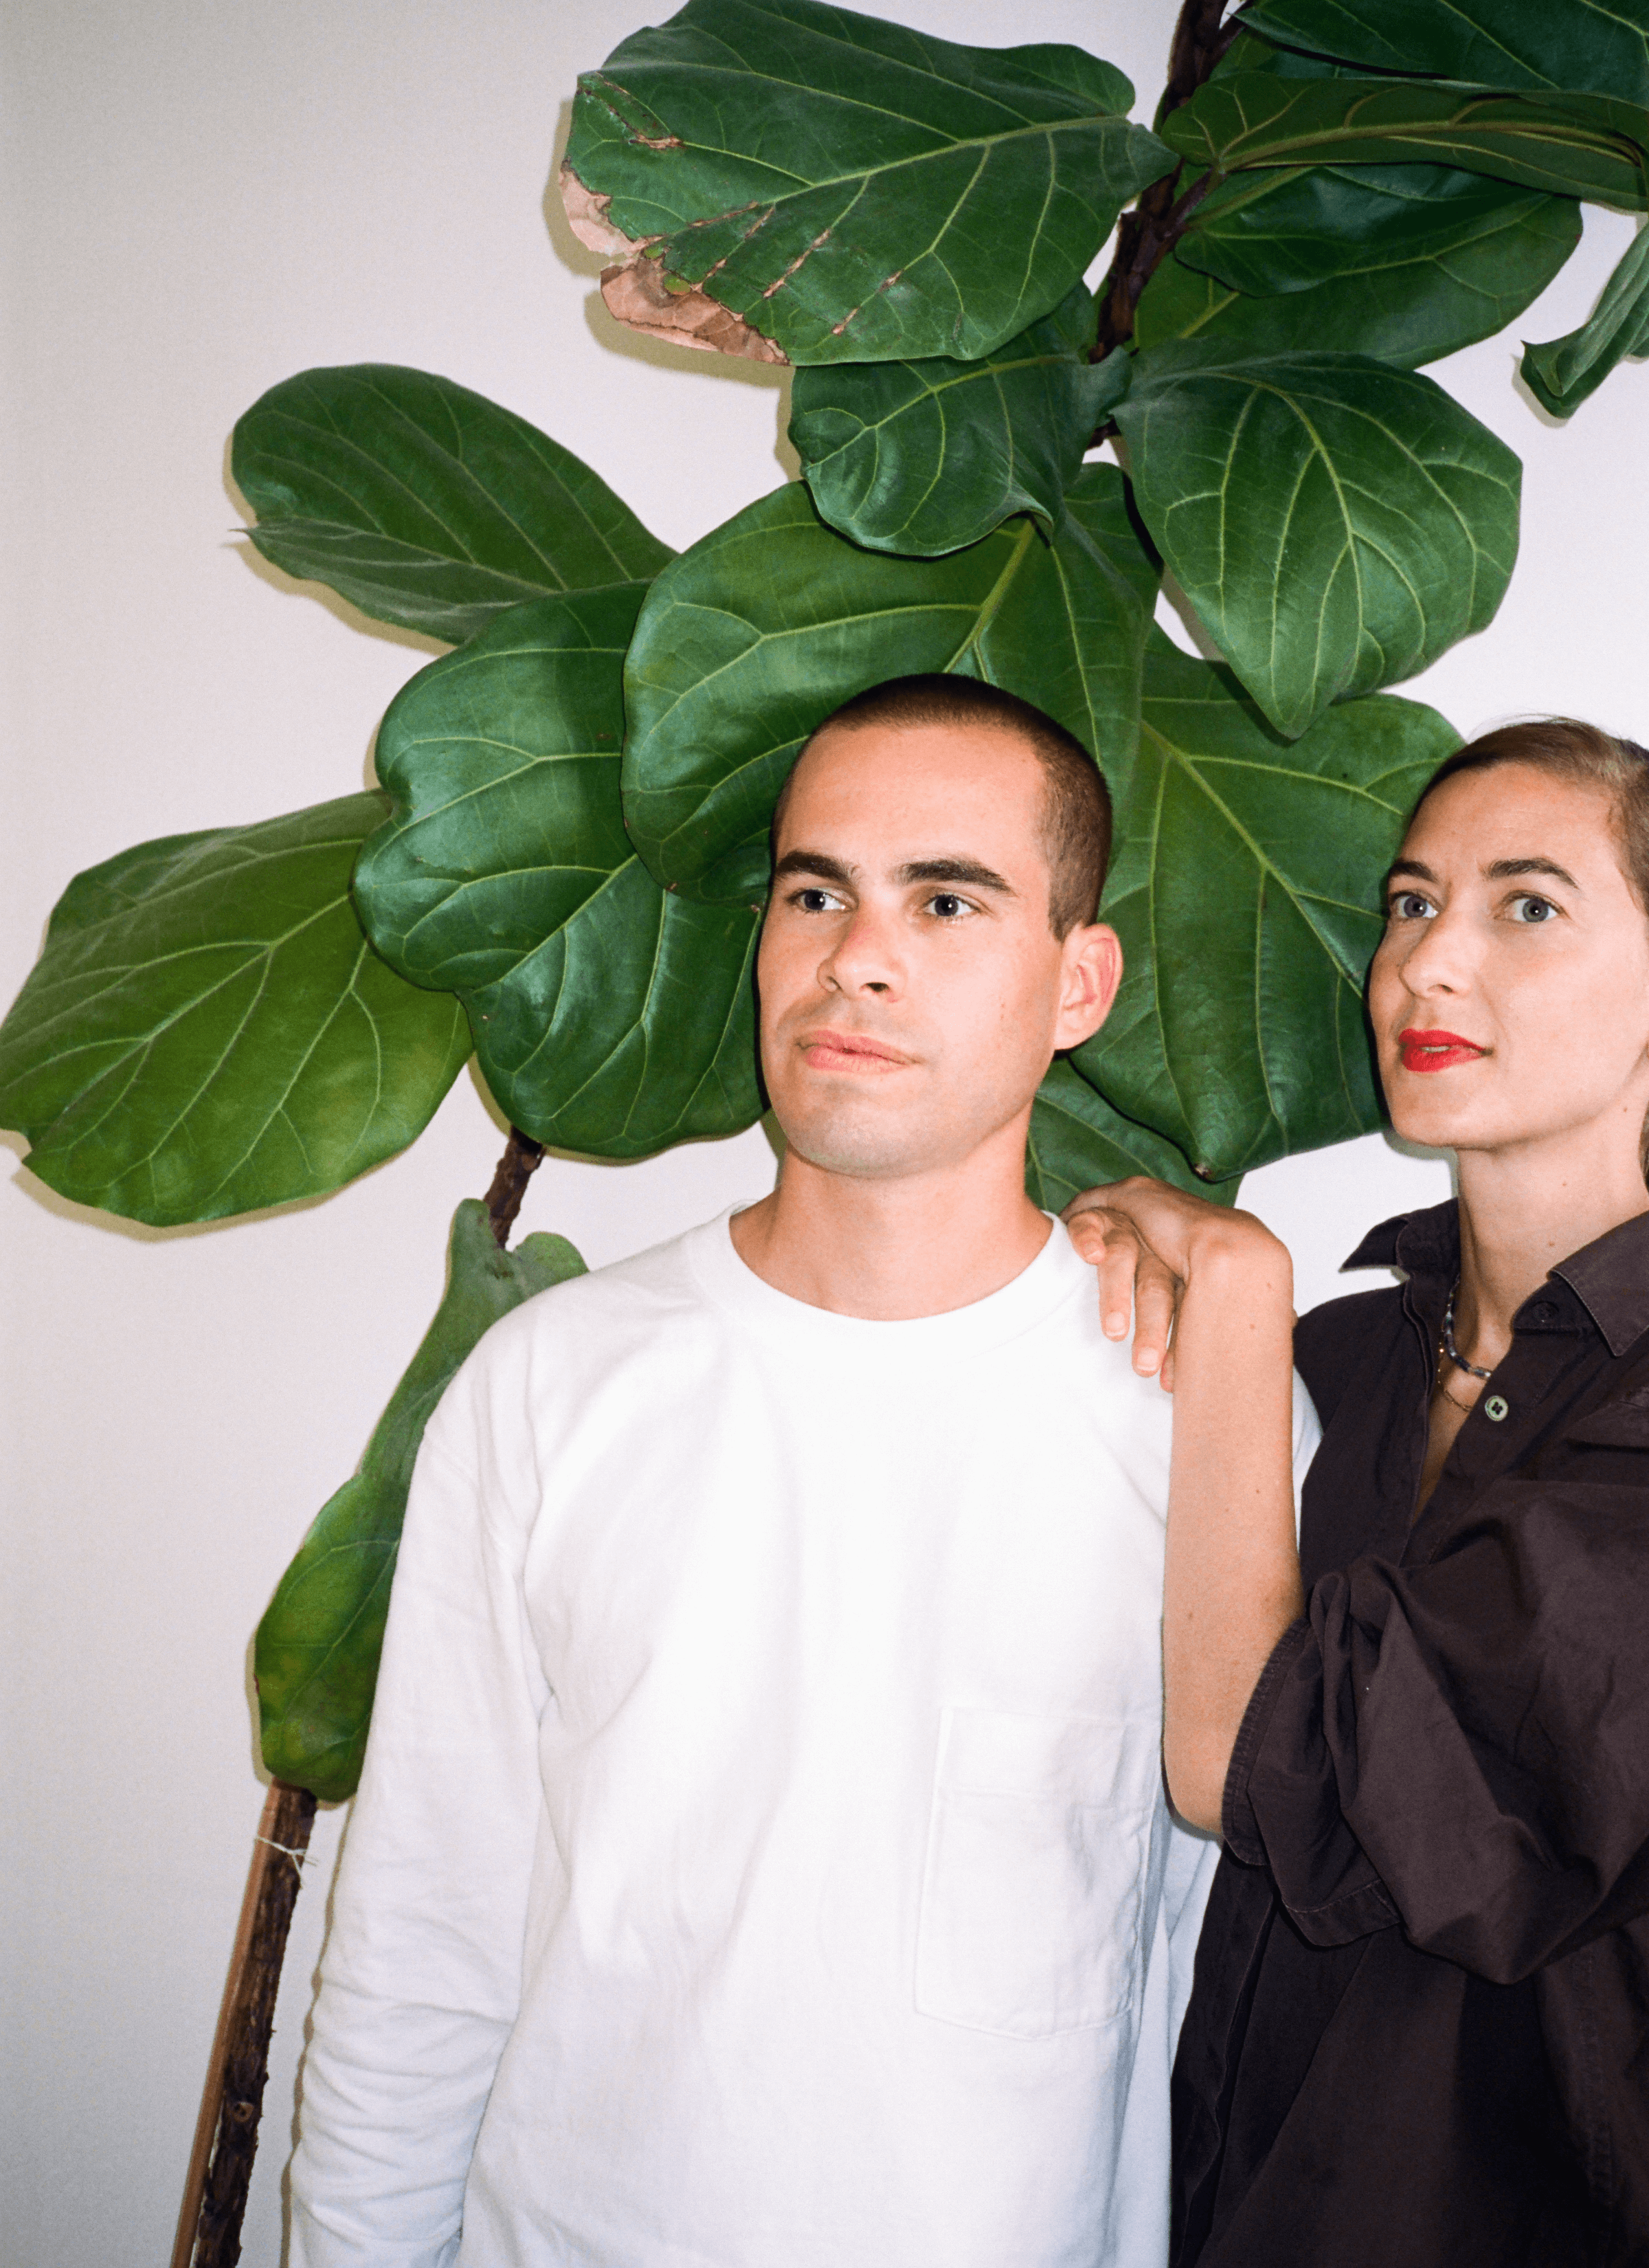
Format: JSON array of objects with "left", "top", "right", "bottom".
[{"left": 774, "top": 1099, "right": 947, "bottom": 1182}]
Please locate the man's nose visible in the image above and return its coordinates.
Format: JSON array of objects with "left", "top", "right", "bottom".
[{"left": 820, "top": 904, "right": 901, "bottom": 997}]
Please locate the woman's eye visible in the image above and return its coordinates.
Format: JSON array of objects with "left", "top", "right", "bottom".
[
  {"left": 1388, "top": 891, "right": 1435, "bottom": 922},
  {"left": 1509, "top": 893, "right": 1558, "bottom": 924}
]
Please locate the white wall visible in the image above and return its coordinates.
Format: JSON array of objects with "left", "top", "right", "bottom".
[{"left": 1, "top": 5, "right": 1641, "bottom": 2260}]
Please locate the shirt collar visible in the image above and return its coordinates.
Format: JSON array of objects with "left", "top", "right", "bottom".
[
  {"left": 1341, "top": 1198, "right": 1649, "bottom": 1357},
  {"left": 1340, "top": 1199, "right": 1458, "bottom": 1287},
  {"left": 1552, "top": 1210, "right": 1649, "bottom": 1356}
]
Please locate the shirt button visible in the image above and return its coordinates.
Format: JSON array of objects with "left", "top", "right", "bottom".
[
  {"left": 1484, "top": 1394, "right": 1510, "bottom": 1423},
  {"left": 1530, "top": 1300, "right": 1558, "bottom": 1324}
]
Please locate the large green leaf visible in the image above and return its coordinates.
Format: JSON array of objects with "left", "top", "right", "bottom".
[
  {"left": 1241, "top": 0, "right": 1649, "bottom": 107},
  {"left": 1522, "top": 223, "right": 1649, "bottom": 414},
  {"left": 621, "top": 468, "right": 1156, "bottom": 904},
  {"left": 563, "top": 0, "right": 1174, "bottom": 366},
  {"left": 0, "top": 796, "right": 471, "bottom": 1226},
  {"left": 233, "top": 365, "right": 674, "bottom": 645},
  {"left": 1161, "top": 74, "right": 1649, "bottom": 211},
  {"left": 1080, "top": 632, "right": 1459, "bottom": 1181},
  {"left": 1026, "top": 1061, "right": 1235, "bottom": 1212},
  {"left": 1113, "top": 344, "right": 1521, "bottom": 739},
  {"left": 789, "top": 284, "right": 1125, "bottom": 555},
  {"left": 1176, "top": 159, "right": 1577, "bottom": 298},
  {"left": 256, "top": 1199, "right": 586, "bottom": 1801},
  {"left": 355, "top": 589, "right": 763, "bottom": 1155},
  {"left": 1136, "top": 182, "right": 1581, "bottom": 366}
]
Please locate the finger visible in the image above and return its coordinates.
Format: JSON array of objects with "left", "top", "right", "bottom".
[
  {"left": 1097, "top": 1228, "right": 1145, "bottom": 1341},
  {"left": 1160, "top": 1339, "right": 1176, "bottom": 1394},
  {"left": 1065, "top": 1206, "right": 1128, "bottom": 1278},
  {"left": 1061, "top": 1182, "right": 1122, "bottom": 1225},
  {"left": 1130, "top": 1260, "right": 1178, "bottom": 1377},
  {"left": 1065, "top": 1208, "right": 1112, "bottom": 1263}
]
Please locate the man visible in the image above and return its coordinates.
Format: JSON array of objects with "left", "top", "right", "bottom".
[{"left": 290, "top": 673, "right": 1315, "bottom": 2267}]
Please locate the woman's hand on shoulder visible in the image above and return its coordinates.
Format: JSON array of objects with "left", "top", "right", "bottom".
[{"left": 1062, "top": 1178, "right": 1290, "bottom": 1388}]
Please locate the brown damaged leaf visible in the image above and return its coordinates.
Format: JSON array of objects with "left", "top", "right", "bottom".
[
  {"left": 600, "top": 252, "right": 790, "bottom": 364},
  {"left": 562, "top": 161, "right": 789, "bottom": 365},
  {"left": 559, "top": 163, "right": 650, "bottom": 260}
]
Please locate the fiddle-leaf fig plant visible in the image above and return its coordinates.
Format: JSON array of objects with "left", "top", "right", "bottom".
[{"left": 6, "top": 0, "right": 1649, "bottom": 1813}]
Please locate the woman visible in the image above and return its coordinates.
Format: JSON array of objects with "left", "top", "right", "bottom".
[{"left": 1073, "top": 719, "right": 1649, "bottom": 2265}]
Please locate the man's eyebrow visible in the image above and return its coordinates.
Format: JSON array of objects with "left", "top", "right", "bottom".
[
  {"left": 895, "top": 856, "right": 1016, "bottom": 896},
  {"left": 1484, "top": 855, "right": 1580, "bottom": 888},
  {"left": 772, "top": 849, "right": 856, "bottom": 886}
]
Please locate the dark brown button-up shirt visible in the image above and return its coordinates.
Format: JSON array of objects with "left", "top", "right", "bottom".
[{"left": 1172, "top": 1200, "right": 1649, "bottom": 2268}]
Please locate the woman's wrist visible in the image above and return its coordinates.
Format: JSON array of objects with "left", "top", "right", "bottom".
[{"left": 1182, "top": 1211, "right": 1293, "bottom": 1304}]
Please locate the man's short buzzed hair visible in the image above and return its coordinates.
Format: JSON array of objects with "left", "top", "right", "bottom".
[{"left": 773, "top": 674, "right": 1113, "bottom": 940}]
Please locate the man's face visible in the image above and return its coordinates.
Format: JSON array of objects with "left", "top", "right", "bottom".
[{"left": 757, "top": 720, "right": 1120, "bottom": 1181}]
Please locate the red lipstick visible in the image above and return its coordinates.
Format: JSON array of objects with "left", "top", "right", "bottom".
[{"left": 1398, "top": 1027, "right": 1486, "bottom": 1074}]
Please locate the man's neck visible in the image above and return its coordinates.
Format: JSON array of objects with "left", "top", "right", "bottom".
[{"left": 729, "top": 1120, "right": 1051, "bottom": 1320}]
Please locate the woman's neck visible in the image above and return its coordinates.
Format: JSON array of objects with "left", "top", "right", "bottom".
[{"left": 1453, "top": 1112, "right": 1649, "bottom": 1363}]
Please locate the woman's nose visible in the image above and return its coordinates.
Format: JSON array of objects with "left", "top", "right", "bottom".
[{"left": 1398, "top": 905, "right": 1477, "bottom": 995}]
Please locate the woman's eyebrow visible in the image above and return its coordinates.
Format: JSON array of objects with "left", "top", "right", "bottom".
[
  {"left": 1485, "top": 856, "right": 1580, "bottom": 887},
  {"left": 1385, "top": 857, "right": 1437, "bottom": 886}
]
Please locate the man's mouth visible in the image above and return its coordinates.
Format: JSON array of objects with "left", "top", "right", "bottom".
[
  {"left": 1397, "top": 1027, "right": 1488, "bottom": 1075},
  {"left": 797, "top": 1030, "right": 913, "bottom": 1075}
]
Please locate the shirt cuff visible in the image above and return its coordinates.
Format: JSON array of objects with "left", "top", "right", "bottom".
[{"left": 1221, "top": 1617, "right": 1312, "bottom": 1864}]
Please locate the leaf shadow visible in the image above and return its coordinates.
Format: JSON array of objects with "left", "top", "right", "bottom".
[
  {"left": 1154, "top": 570, "right": 1225, "bottom": 662},
  {"left": 0, "top": 1122, "right": 447, "bottom": 1245},
  {"left": 221, "top": 438, "right": 452, "bottom": 667},
  {"left": 541, "top": 96, "right": 801, "bottom": 485}
]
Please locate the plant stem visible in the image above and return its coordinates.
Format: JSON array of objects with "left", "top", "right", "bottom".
[
  {"left": 484, "top": 1125, "right": 546, "bottom": 1249},
  {"left": 1093, "top": 0, "right": 1240, "bottom": 364},
  {"left": 170, "top": 1779, "right": 319, "bottom": 2268},
  {"left": 173, "top": 1129, "right": 545, "bottom": 2257}
]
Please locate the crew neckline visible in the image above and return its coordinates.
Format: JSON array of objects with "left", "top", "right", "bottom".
[{"left": 686, "top": 1205, "right": 1086, "bottom": 1356}]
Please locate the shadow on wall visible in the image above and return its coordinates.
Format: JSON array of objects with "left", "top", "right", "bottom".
[{"left": 542, "top": 95, "right": 802, "bottom": 484}]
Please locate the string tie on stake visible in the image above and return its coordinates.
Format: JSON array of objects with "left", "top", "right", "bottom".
[{"left": 255, "top": 1835, "right": 309, "bottom": 1867}]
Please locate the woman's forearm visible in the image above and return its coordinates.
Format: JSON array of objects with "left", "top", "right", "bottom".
[{"left": 1162, "top": 1232, "right": 1303, "bottom": 1833}]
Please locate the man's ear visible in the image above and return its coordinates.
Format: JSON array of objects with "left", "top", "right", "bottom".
[{"left": 1053, "top": 922, "right": 1123, "bottom": 1051}]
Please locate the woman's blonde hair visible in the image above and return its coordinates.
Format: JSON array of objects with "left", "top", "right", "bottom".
[{"left": 1419, "top": 717, "right": 1649, "bottom": 910}]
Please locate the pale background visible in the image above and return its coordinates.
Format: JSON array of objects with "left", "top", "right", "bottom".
[{"left": 1, "top": 3, "right": 1641, "bottom": 2260}]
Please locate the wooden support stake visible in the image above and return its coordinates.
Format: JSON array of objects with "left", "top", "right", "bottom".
[{"left": 171, "top": 1779, "right": 319, "bottom": 2268}]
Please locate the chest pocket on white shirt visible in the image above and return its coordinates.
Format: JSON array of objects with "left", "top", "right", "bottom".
[{"left": 915, "top": 1706, "right": 1160, "bottom": 2038}]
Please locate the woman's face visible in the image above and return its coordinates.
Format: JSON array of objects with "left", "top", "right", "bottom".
[{"left": 1369, "top": 761, "right": 1649, "bottom": 1162}]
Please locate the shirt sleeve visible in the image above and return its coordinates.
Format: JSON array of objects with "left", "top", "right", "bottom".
[
  {"left": 289, "top": 1364, "right": 549, "bottom": 2268},
  {"left": 1223, "top": 1467, "right": 1649, "bottom": 1985}
]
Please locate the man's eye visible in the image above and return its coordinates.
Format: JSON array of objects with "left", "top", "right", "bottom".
[
  {"left": 1388, "top": 891, "right": 1435, "bottom": 922},
  {"left": 1509, "top": 893, "right": 1558, "bottom": 924},
  {"left": 926, "top": 892, "right": 972, "bottom": 920},
  {"left": 791, "top": 887, "right": 842, "bottom": 913}
]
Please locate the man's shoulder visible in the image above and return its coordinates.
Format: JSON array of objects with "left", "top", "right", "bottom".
[
  {"left": 1022, "top": 1227, "right": 1179, "bottom": 1431},
  {"left": 476, "top": 1212, "right": 727, "bottom": 1369}
]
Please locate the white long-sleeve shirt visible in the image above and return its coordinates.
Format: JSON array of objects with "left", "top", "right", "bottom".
[{"left": 291, "top": 1210, "right": 1319, "bottom": 2268}]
